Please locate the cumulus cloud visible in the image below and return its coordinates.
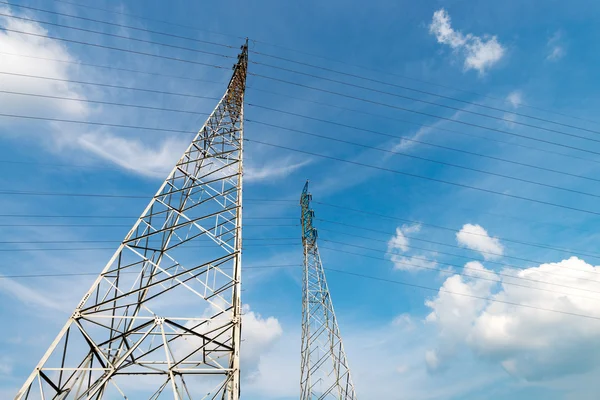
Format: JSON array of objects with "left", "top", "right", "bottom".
[
  {"left": 425, "top": 257, "right": 600, "bottom": 381},
  {"left": 174, "top": 303, "right": 282, "bottom": 384},
  {"left": 388, "top": 224, "right": 421, "bottom": 253},
  {"left": 429, "top": 8, "right": 505, "bottom": 74},
  {"left": 547, "top": 31, "right": 566, "bottom": 61},
  {"left": 387, "top": 224, "right": 440, "bottom": 272},
  {"left": 456, "top": 223, "right": 504, "bottom": 260},
  {"left": 240, "top": 305, "right": 283, "bottom": 374}
]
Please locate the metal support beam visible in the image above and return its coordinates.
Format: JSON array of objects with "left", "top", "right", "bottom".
[{"left": 15, "top": 41, "right": 249, "bottom": 400}]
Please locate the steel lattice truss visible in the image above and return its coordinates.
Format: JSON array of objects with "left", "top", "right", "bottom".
[
  {"left": 15, "top": 43, "right": 248, "bottom": 400},
  {"left": 300, "top": 182, "right": 357, "bottom": 400}
]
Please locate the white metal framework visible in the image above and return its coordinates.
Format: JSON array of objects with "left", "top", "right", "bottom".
[
  {"left": 300, "top": 181, "right": 357, "bottom": 399},
  {"left": 15, "top": 42, "right": 248, "bottom": 400}
]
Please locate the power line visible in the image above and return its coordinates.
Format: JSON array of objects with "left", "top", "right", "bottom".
[
  {"left": 317, "top": 225, "right": 600, "bottom": 279},
  {"left": 0, "top": 2, "right": 239, "bottom": 49},
  {"left": 4, "top": 87, "right": 599, "bottom": 195},
  {"left": 319, "top": 244, "right": 600, "bottom": 299},
  {"left": 2, "top": 91, "right": 599, "bottom": 201},
  {"left": 2, "top": 258, "right": 598, "bottom": 321},
  {"left": 249, "top": 104, "right": 600, "bottom": 163},
  {"left": 3, "top": 108, "right": 600, "bottom": 215},
  {"left": 7, "top": 8, "right": 595, "bottom": 142},
  {"left": 0, "top": 12, "right": 237, "bottom": 61},
  {"left": 0, "top": 72, "right": 221, "bottom": 102},
  {"left": 1, "top": 65, "right": 597, "bottom": 173},
  {"left": 0, "top": 51, "right": 228, "bottom": 86},
  {"left": 249, "top": 86, "right": 600, "bottom": 167},
  {"left": 1, "top": 118, "right": 599, "bottom": 215},
  {"left": 8, "top": 8, "right": 599, "bottom": 145},
  {"left": 0, "top": 264, "right": 302, "bottom": 280},
  {"left": 315, "top": 202, "right": 600, "bottom": 258},
  {"left": 318, "top": 220, "right": 600, "bottom": 262},
  {"left": 0, "top": 237, "right": 297, "bottom": 244},
  {"left": 48, "top": 0, "right": 246, "bottom": 41},
  {"left": 247, "top": 119, "right": 600, "bottom": 198},
  {"left": 0, "top": 243, "right": 299, "bottom": 253},
  {"left": 1, "top": 28, "right": 230, "bottom": 69},
  {"left": 249, "top": 76, "right": 600, "bottom": 156},
  {"left": 0, "top": 209, "right": 593, "bottom": 266},
  {"left": 251, "top": 54, "right": 600, "bottom": 136},
  {"left": 36, "top": 0, "right": 600, "bottom": 126},
  {"left": 322, "top": 237, "right": 600, "bottom": 285},
  {"left": 3, "top": 11, "right": 597, "bottom": 151},
  {"left": 323, "top": 267, "right": 600, "bottom": 321},
  {"left": 0, "top": 223, "right": 297, "bottom": 228},
  {"left": 247, "top": 138, "right": 600, "bottom": 217},
  {"left": 0, "top": 90, "right": 210, "bottom": 117},
  {"left": 247, "top": 50, "right": 600, "bottom": 128},
  {"left": 0, "top": 214, "right": 296, "bottom": 220},
  {"left": 4, "top": 66, "right": 596, "bottom": 166}
]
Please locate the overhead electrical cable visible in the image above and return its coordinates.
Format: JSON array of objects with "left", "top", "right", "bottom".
[
  {"left": 246, "top": 138, "right": 600, "bottom": 217},
  {"left": 30, "top": 0, "right": 600, "bottom": 125},
  {"left": 314, "top": 202, "right": 600, "bottom": 258},
  {"left": 323, "top": 267, "right": 600, "bottom": 321},
  {"left": 2, "top": 50, "right": 596, "bottom": 168},
  {"left": 318, "top": 243, "right": 600, "bottom": 299},
  {"left": 0, "top": 2, "right": 239, "bottom": 48},
  {"left": 249, "top": 77, "right": 600, "bottom": 155},
  {"left": 2, "top": 89, "right": 599, "bottom": 194},
  {"left": 251, "top": 54, "right": 600, "bottom": 135}
]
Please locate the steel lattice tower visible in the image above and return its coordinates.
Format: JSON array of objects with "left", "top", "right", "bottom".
[
  {"left": 300, "top": 182, "right": 357, "bottom": 400},
  {"left": 16, "top": 42, "right": 248, "bottom": 400}
]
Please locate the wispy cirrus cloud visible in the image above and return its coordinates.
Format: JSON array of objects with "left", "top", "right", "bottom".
[{"left": 547, "top": 30, "right": 566, "bottom": 61}]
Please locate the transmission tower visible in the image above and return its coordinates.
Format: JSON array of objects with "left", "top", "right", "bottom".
[
  {"left": 300, "top": 182, "right": 357, "bottom": 399},
  {"left": 16, "top": 42, "right": 248, "bottom": 400}
]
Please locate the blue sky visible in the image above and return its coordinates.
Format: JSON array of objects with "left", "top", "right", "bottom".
[{"left": 2, "top": 0, "right": 600, "bottom": 398}]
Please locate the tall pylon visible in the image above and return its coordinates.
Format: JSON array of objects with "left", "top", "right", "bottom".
[
  {"left": 15, "top": 42, "right": 248, "bottom": 400},
  {"left": 300, "top": 182, "right": 357, "bottom": 399}
]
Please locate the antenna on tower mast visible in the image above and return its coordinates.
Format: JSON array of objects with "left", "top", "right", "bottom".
[
  {"left": 300, "top": 181, "right": 358, "bottom": 399},
  {"left": 16, "top": 41, "right": 248, "bottom": 400}
]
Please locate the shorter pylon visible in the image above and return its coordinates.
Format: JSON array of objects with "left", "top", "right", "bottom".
[{"left": 300, "top": 181, "right": 357, "bottom": 399}]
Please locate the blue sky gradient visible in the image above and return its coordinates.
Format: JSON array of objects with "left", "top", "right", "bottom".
[{"left": 2, "top": 0, "right": 600, "bottom": 399}]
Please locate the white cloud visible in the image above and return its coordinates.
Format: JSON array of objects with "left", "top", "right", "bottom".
[
  {"left": 392, "top": 313, "right": 415, "bottom": 330},
  {"left": 245, "top": 157, "right": 310, "bottom": 183},
  {"left": 0, "top": 357, "right": 12, "bottom": 376},
  {"left": 240, "top": 305, "right": 283, "bottom": 374},
  {"left": 506, "top": 91, "right": 523, "bottom": 108},
  {"left": 0, "top": 276, "right": 65, "bottom": 311},
  {"left": 387, "top": 224, "right": 421, "bottom": 253},
  {"left": 0, "top": 8, "right": 89, "bottom": 121},
  {"left": 425, "top": 349, "right": 441, "bottom": 372},
  {"left": 547, "top": 31, "right": 566, "bottom": 61},
  {"left": 387, "top": 224, "right": 439, "bottom": 272},
  {"left": 0, "top": 5, "right": 302, "bottom": 185},
  {"left": 396, "top": 364, "right": 409, "bottom": 374},
  {"left": 391, "top": 255, "right": 438, "bottom": 272},
  {"left": 426, "top": 257, "right": 600, "bottom": 381},
  {"left": 456, "top": 223, "right": 504, "bottom": 260},
  {"left": 75, "top": 131, "right": 190, "bottom": 178},
  {"left": 429, "top": 9, "right": 505, "bottom": 74}
]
